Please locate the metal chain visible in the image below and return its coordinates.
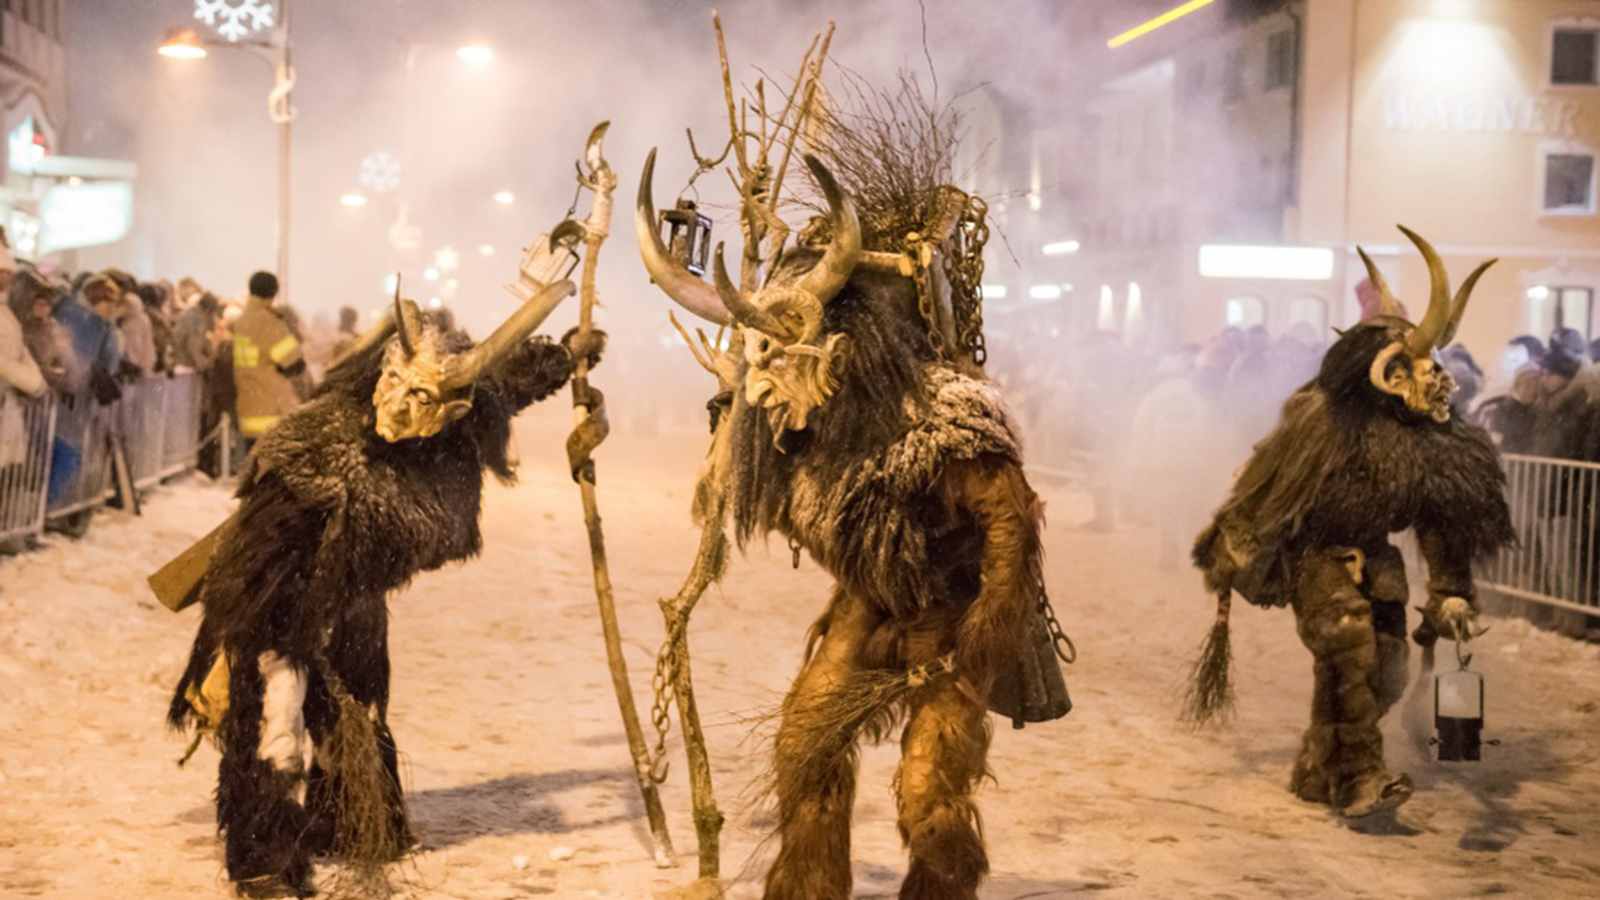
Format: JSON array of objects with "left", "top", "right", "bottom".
[
  {"left": 943, "top": 195, "right": 990, "bottom": 366},
  {"left": 1035, "top": 570, "right": 1077, "bottom": 664},
  {"left": 905, "top": 232, "right": 947, "bottom": 361}
]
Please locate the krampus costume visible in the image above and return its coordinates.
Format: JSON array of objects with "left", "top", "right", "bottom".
[
  {"left": 638, "top": 96, "right": 1071, "bottom": 898},
  {"left": 1189, "top": 227, "right": 1514, "bottom": 818},
  {"left": 166, "top": 281, "right": 596, "bottom": 896}
]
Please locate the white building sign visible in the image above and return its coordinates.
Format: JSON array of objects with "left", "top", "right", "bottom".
[{"left": 1383, "top": 94, "right": 1589, "bottom": 138}]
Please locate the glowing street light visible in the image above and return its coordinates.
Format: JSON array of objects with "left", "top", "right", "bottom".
[
  {"left": 339, "top": 192, "right": 368, "bottom": 208},
  {"left": 981, "top": 284, "right": 1008, "bottom": 299},
  {"left": 1028, "top": 284, "right": 1063, "bottom": 301},
  {"left": 457, "top": 43, "right": 494, "bottom": 66},
  {"left": 493, "top": 190, "right": 515, "bottom": 206},
  {"left": 478, "top": 244, "right": 495, "bottom": 257},
  {"left": 1041, "top": 240, "right": 1080, "bottom": 256},
  {"left": 423, "top": 267, "right": 440, "bottom": 282},
  {"left": 157, "top": 27, "right": 209, "bottom": 59}
]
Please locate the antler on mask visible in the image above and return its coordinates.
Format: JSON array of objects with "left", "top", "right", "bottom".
[
  {"left": 1357, "top": 225, "right": 1496, "bottom": 424},
  {"left": 707, "top": 153, "right": 862, "bottom": 345},
  {"left": 373, "top": 279, "right": 575, "bottom": 443},
  {"left": 441, "top": 279, "right": 576, "bottom": 392}
]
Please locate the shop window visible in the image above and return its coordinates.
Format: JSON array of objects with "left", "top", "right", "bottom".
[
  {"left": 1265, "top": 30, "right": 1296, "bottom": 91},
  {"left": 1553, "top": 27, "right": 1599, "bottom": 86},
  {"left": 1542, "top": 148, "right": 1597, "bottom": 215},
  {"left": 1224, "top": 295, "right": 1265, "bottom": 329}
]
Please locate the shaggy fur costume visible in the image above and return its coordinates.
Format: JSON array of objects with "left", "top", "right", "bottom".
[
  {"left": 1190, "top": 321, "right": 1514, "bottom": 817},
  {"left": 169, "top": 324, "right": 575, "bottom": 894},
  {"left": 729, "top": 259, "right": 1065, "bottom": 900}
]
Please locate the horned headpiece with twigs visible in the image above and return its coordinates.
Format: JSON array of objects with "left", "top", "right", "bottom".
[
  {"left": 638, "top": 14, "right": 990, "bottom": 445},
  {"left": 1354, "top": 226, "right": 1494, "bottom": 424}
]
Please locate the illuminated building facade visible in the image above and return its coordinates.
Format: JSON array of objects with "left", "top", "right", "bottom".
[
  {"left": 0, "top": 1, "right": 136, "bottom": 265},
  {"left": 1033, "top": 0, "right": 1600, "bottom": 366}
]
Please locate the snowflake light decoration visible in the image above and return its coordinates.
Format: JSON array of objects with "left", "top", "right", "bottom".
[
  {"left": 194, "top": 0, "right": 275, "bottom": 43},
  {"left": 358, "top": 151, "right": 402, "bottom": 194}
]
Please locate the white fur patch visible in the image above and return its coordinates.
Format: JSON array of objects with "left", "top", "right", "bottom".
[{"left": 257, "top": 651, "right": 311, "bottom": 802}]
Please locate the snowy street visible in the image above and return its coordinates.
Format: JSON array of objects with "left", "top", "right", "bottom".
[{"left": 2, "top": 403, "right": 1599, "bottom": 899}]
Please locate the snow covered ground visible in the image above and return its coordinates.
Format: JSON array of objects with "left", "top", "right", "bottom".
[{"left": 2, "top": 402, "right": 1599, "bottom": 899}]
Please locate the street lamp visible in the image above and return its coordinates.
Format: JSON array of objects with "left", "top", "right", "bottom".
[
  {"left": 456, "top": 43, "right": 494, "bottom": 66},
  {"left": 158, "top": 2, "right": 295, "bottom": 300},
  {"left": 157, "top": 28, "right": 209, "bottom": 59}
]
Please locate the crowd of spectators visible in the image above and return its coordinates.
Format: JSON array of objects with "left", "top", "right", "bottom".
[{"left": 0, "top": 233, "right": 357, "bottom": 550}]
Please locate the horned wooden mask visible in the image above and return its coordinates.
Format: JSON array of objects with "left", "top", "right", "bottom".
[
  {"left": 1357, "top": 226, "right": 1495, "bottom": 424},
  {"left": 368, "top": 279, "right": 575, "bottom": 443}
]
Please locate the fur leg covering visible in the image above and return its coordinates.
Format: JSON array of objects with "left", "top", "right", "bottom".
[
  {"left": 763, "top": 590, "right": 882, "bottom": 900},
  {"left": 896, "top": 678, "right": 991, "bottom": 900},
  {"left": 1365, "top": 545, "right": 1411, "bottom": 716},
  {"left": 216, "top": 649, "right": 315, "bottom": 894},
  {"left": 1292, "top": 551, "right": 1411, "bottom": 817},
  {"left": 307, "top": 600, "right": 411, "bottom": 884},
  {"left": 944, "top": 456, "right": 1041, "bottom": 698}
]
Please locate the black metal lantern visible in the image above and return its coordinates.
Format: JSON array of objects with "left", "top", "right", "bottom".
[
  {"left": 1434, "top": 647, "right": 1486, "bottom": 762},
  {"left": 658, "top": 199, "right": 712, "bottom": 277}
]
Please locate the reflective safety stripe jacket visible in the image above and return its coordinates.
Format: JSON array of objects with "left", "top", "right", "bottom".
[{"left": 231, "top": 296, "right": 302, "bottom": 437}]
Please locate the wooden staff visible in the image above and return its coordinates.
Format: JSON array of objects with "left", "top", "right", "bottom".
[
  {"left": 566, "top": 120, "right": 675, "bottom": 868},
  {"left": 647, "top": 17, "right": 837, "bottom": 891}
]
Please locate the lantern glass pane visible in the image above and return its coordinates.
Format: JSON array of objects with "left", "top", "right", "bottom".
[
  {"left": 1436, "top": 669, "right": 1482, "bottom": 719},
  {"left": 522, "top": 232, "right": 581, "bottom": 288}
]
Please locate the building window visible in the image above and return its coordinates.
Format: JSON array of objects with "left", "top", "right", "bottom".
[
  {"left": 1552, "top": 27, "right": 1599, "bottom": 86},
  {"left": 1223, "top": 48, "right": 1246, "bottom": 104},
  {"left": 1528, "top": 285, "right": 1596, "bottom": 340},
  {"left": 1224, "top": 296, "right": 1265, "bottom": 329},
  {"left": 1542, "top": 148, "right": 1597, "bottom": 215},
  {"left": 1265, "top": 30, "right": 1296, "bottom": 91}
]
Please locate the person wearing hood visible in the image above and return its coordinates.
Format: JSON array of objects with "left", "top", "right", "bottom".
[
  {"left": 114, "top": 280, "right": 158, "bottom": 376},
  {"left": 0, "top": 241, "right": 43, "bottom": 401},
  {"left": 57, "top": 273, "right": 124, "bottom": 403},
  {"left": 10, "top": 268, "right": 80, "bottom": 395}
]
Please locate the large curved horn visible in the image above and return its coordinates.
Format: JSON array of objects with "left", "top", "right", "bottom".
[
  {"left": 1397, "top": 225, "right": 1451, "bottom": 357},
  {"left": 1440, "top": 258, "right": 1496, "bottom": 347},
  {"left": 441, "top": 280, "right": 576, "bottom": 392},
  {"left": 636, "top": 148, "right": 731, "bottom": 326},
  {"left": 793, "top": 153, "right": 862, "bottom": 306},
  {"left": 1355, "top": 245, "right": 1406, "bottom": 320},
  {"left": 393, "top": 276, "right": 416, "bottom": 358},
  {"left": 713, "top": 243, "right": 785, "bottom": 336}
]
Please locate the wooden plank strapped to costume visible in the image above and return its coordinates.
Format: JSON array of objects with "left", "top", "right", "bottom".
[{"left": 147, "top": 512, "right": 235, "bottom": 612}]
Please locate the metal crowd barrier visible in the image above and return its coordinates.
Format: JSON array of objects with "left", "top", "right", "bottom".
[
  {"left": 0, "top": 390, "right": 56, "bottom": 543},
  {"left": 0, "top": 372, "right": 210, "bottom": 543},
  {"left": 1479, "top": 453, "right": 1600, "bottom": 618}
]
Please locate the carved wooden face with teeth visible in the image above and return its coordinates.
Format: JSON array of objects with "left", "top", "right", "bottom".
[
  {"left": 372, "top": 322, "right": 473, "bottom": 443},
  {"left": 1356, "top": 226, "right": 1494, "bottom": 426}
]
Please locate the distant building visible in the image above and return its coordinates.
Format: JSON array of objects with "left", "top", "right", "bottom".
[
  {"left": 0, "top": 0, "right": 135, "bottom": 267},
  {"left": 1010, "top": 0, "right": 1600, "bottom": 364}
]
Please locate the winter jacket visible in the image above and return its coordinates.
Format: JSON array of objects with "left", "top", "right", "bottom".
[
  {"left": 0, "top": 304, "right": 45, "bottom": 467},
  {"left": 55, "top": 292, "right": 122, "bottom": 382},
  {"left": 117, "top": 295, "right": 158, "bottom": 374},
  {"left": 232, "top": 296, "right": 304, "bottom": 437},
  {"left": 171, "top": 303, "right": 221, "bottom": 371}
]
